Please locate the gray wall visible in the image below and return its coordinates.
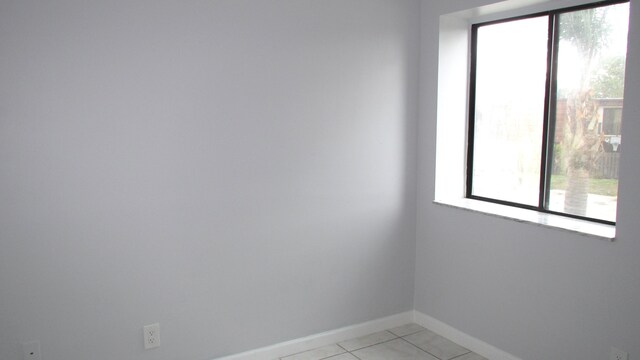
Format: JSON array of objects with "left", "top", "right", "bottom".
[
  {"left": 0, "top": 1, "right": 419, "bottom": 359},
  {"left": 416, "top": 0, "right": 640, "bottom": 359}
]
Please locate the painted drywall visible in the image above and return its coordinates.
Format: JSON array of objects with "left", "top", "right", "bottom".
[
  {"left": 416, "top": 0, "right": 640, "bottom": 359},
  {"left": 0, "top": 1, "right": 420, "bottom": 359}
]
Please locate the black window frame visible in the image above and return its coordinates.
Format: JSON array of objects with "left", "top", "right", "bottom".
[{"left": 466, "top": 0, "right": 629, "bottom": 226}]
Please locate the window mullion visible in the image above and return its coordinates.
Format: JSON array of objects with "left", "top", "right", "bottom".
[
  {"left": 466, "top": 24, "right": 479, "bottom": 199},
  {"left": 539, "top": 14, "right": 560, "bottom": 210}
]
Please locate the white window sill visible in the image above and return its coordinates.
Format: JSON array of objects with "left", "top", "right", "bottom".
[{"left": 433, "top": 198, "right": 615, "bottom": 241}]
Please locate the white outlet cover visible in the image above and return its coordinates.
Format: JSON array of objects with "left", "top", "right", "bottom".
[
  {"left": 22, "top": 341, "right": 41, "bottom": 360},
  {"left": 144, "top": 323, "right": 161, "bottom": 349},
  {"left": 611, "top": 347, "right": 629, "bottom": 360}
]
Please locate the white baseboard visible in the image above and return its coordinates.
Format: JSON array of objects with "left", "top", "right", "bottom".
[
  {"left": 413, "top": 311, "right": 522, "bottom": 360},
  {"left": 213, "top": 311, "right": 414, "bottom": 360}
]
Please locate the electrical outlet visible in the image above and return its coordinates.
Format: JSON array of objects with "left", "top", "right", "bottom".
[
  {"left": 611, "top": 347, "right": 628, "bottom": 360},
  {"left": 143, "top": 323, "right": 161, "bottom": 349},
  {"left": 22, "top": 341, "right": 41, "bottom": 360}
]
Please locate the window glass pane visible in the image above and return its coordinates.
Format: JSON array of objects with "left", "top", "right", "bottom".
[
  {"left": 471, "top": 16, "right": 549, "bottom": 206},
  {"left": 548, "top": 3, "right": 629, "bottom": 222}
]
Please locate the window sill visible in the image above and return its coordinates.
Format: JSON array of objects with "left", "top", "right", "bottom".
[{"left": 433, "top": 197, "right": 615, "bottom": 240}]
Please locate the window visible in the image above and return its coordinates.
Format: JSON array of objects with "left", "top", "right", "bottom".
[{"left": 467, "top": 0, "right": 630, "bottom": 225}]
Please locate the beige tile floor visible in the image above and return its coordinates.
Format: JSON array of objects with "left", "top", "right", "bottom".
[{"left": 279, "top": 323, "right": 488, "bottom": 360}]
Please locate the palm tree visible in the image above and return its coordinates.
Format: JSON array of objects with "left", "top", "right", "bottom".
[{"left": 558, "top": 7, "right": 612, "bottom": 216}]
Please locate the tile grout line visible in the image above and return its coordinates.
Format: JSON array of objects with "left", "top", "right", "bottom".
[
  {"left": 398, "top": 336, "right": 446, "bottom": 360},
  {"left": 393, "top": 329, "right": 428, "bottom": 338},
  {"left": 328, "top": 328, "right": 418, "bottom": 359},
  {"left": 281, "top": 343, "right": 347, "bottom": 360},
  {"left": 332, "top": 325, "right": 427, "bottom": 355},
  {"left": 448, "top": 350, "right": 473, "bottom": 360},
  {"left": 345, "top": 336, "right": 398, "bottom": 353}
]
